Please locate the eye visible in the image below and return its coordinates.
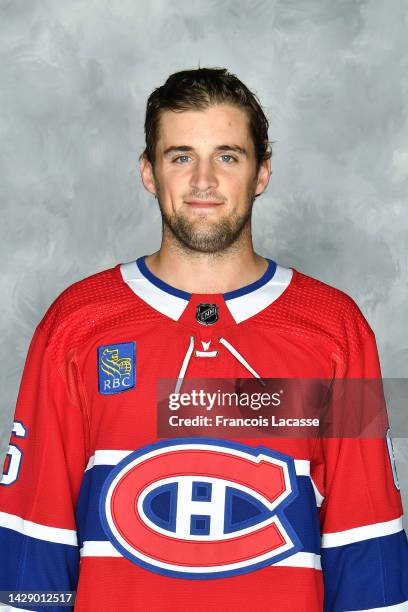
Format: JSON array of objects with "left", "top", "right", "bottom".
[
  {"left": 172, "top": 155, "right": 191, "bottom": 164},
  {"left": 219, "top": 154, "right": 238, "bottom": 163}
]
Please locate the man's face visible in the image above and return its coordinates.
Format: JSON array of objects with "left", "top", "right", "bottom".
[{"left": 140, "top": 104, "right": 270, "bottom": 253}]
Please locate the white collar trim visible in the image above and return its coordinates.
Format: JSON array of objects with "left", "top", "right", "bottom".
[
  {"left": 120, "top": 260, "right": 293, "bottom": 324},
  {"left": 225, "top": 265, "right": 293, "bottom": 323},
  {"left": 120, "top": 261, "right": 189, "bottom": 321}
]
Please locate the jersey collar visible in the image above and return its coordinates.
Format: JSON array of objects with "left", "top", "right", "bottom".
[{"left": 120, "top": 255, "right": 293, "bottom": 323}]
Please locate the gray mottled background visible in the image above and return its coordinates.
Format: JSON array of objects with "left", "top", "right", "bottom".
[{"left": 0, "top": 0, "right": 407, "bottom": 529}]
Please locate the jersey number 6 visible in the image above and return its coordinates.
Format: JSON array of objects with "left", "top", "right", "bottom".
[{"left": 0, "top": 421, "right": 27, "bottom": 486}]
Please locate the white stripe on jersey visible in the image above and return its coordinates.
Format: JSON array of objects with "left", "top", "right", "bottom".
[
  {"left": 273, "top": 550, "right": 321, "bottom": 569},
  {"left": 345, "top": 600, "right": 408, "bottom": 611},
  {"left": 79, "top": 541, "right": 321, "bottom": 571},
  {"left": 321, "top": 515, "right": 404, "bottom": 548},
  {"left": 80, "top": 540, "right": 122, "bottom": 556},
  {"left": 85, "top": 449, "right": 325, "bottom": 507},
  {"left": 87, "top": 449, "right": 310, "bottom": 474},
  {"left": 85, "top": 449, "right": 131, "bottom": 470},
  {"left": 0, "top": 511, "right": 77, "bottom": 546}
]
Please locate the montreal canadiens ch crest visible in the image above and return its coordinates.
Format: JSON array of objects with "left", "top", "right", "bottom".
[{"left": 99, "top": 438, "right": 301, "bottom": 579}]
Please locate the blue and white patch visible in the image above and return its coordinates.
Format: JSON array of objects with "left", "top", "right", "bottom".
[{"left": 98, "top": 341, "right": 136, "bottom": 394}]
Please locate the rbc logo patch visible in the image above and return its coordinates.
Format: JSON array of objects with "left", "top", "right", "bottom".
[
  {"left": 99, "top": 438, "right": 301, "bottom": 579},
  {"left": 97, "top": 341, "right": 136, "bottom": 394}
]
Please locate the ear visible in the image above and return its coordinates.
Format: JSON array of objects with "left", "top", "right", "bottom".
[
  {"left": 139, "top": 155, "right": 157, "bottom": 197},
  {"left": 254, "top": 158, "right": 272, "bottom": 197}
]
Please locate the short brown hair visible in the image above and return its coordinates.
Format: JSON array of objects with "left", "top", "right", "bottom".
[{"left": 141, "top": 67, "right": 273, "bottom": 172}]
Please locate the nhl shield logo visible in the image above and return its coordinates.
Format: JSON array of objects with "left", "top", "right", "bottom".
[
  {"left": 196, "top": 303, "right": 219, "bottom": 326},
  {"left": 99, "top": 438, "right": 301, "bottom": 579}
]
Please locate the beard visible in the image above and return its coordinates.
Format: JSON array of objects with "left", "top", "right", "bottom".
[{"left": 156, "top": 191, "right": 257, "bottom": 254}]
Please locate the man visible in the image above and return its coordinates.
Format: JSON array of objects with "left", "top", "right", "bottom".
[{"left": 0, "top": 67, "right": 407, "bottom": 611}]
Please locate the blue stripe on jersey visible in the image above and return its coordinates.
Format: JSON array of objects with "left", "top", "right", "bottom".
[
  {"left": 136, "top": 255, "right": 277, "bottom": 301},
  {"left": 136, "top": 256, "right": 191, "bottom": 300},
  {"left": 322, "top": 529, "right": 408, "bottom": 611},
  {"left": 0, "top": 526, "right": 78, "bottom": 611},
  {"left": 223, "top": 259, "right": 277, "bottom": 300},
  {"left": 76, "top": 466, "right": 321, "bottom": 555}
]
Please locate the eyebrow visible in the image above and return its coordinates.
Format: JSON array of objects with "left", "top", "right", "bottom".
[{"left": 162, "top": 145, "right": 248, "bottom": 158}]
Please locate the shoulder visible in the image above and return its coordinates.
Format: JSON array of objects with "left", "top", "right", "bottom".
[
  {"left": 260, "top": 263, "right": 375, "bottom": 362},
  {"left": 38, "top": 264, "right": 123, "bottom": 334},
  {"left": 290, "top": 267, "right": 372, "bottom": 333},
  {"left": 36, "top": 262, "right": 158, "bottom": 354}
]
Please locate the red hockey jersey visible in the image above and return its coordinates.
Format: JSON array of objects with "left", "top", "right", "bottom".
[{"left": 1, "top": 256, "right": 407, "bottom": 611}]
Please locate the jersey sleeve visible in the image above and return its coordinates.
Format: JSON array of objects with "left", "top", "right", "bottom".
[
  {"left": 314, "top": 327, "right": 408, "bottom": 611},
  {"left": 0, "top": 321, "right": 89, "bottom": 611}
]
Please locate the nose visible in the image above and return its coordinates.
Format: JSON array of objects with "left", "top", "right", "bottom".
[{"left": 189, "top": 159, "right": 219, "bottom": 192}]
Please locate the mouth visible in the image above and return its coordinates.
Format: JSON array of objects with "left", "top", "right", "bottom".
[{"left": 185, "top": 200, "right": 224, "bottom": 208}]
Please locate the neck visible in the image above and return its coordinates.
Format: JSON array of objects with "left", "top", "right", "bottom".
[{"left": 144, "top": 231, "right": 268, "bottom": 295}]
